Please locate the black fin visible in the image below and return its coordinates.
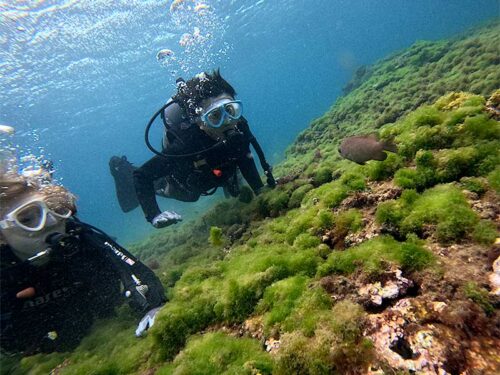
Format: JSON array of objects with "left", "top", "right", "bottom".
[{"left": 109, "top": 156, "right": 139, "bottom": 213}]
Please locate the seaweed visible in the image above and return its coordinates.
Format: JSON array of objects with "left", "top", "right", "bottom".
[{"left": 12, "top": 21, "right": 500, "bottom": 375}]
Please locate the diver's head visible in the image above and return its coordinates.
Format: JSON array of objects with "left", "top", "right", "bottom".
[
  {"left": 0, "top": 174, "right": 76, "bottom": 265},
  {"left": 173, "top": 70, "right": 242, "bottom": 139},
  {"left": 197, "top": 94, "right": 243, "bottom": 139}
]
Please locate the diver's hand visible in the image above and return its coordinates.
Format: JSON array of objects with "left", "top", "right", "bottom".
[
  {"left": 264, "top": 165, "right": 276, "bottom": 188},
  {"left": 135, "top": 306, "right": 162, "bottom": 337},
  {"left": 151, "top": 211, "right": 182, "bottom": 228}
]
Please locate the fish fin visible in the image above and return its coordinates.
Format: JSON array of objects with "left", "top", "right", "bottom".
[
  {"left": 381, "top": 139, "right": 398, "bottom": 153},
  {"left": 373, "top": 151, "right": 389, "bottom": 161}
]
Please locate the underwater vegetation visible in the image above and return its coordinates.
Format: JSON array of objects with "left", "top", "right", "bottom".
[
  {"left": 280, "top": 21, "right": 500, "bottom": 175},
  {"left": 7, "top": 22, "right": 500, "bottom": 375}
]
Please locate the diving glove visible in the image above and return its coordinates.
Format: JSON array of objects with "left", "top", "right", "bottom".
[
  {"left": 263, "top": 165, "right": 276, "bottom": 188},
  {"left": 152, "top": 211, "right": 182, "bottom": 228},
  {"left": 135, "top": 306, "right": 162, "bottom": 337}
]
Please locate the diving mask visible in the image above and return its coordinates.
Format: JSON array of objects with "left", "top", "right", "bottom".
[
  {"left": 0, "top": 198, "right": 72, "bottom": 232},
  {"left": 200, "top": 99, "right": 243, "bottom": 128},
  {"left": 0, "top": 197, "right": 71, "bottom": 264}
]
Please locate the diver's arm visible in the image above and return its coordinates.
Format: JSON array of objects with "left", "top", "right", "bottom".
[
  {"left": 64, "top": 221, "right": 166, "bottom": 312},
  {"left": 133, "top": 156, "right": 165, "bottom": 222},
  {"left": 236, "top": 149, "right": 264, "bottom": 194},
  {"left": 238, "top": 118, "right": 276, "bottom": 188},
  {"left": 133, "top": 156, "right": 171, "bottom": 223}
]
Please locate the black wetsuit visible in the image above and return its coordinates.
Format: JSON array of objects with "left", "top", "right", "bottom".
[
  {"left": 0, "top": 219, "right": 165, "bottom": 354},
  {"left": 134, "top": 117, "right": 266, "bottom": 222}
]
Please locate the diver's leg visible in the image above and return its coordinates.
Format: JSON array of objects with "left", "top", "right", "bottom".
[
  {"left": 223, "top": 170, "right": 240, "bottom": 198},
  {"left": 155, "top": 177, "right": 200, "bottom": 202},
  {"left": 134, "top": 156, "right": 171, "bottom": 222}
]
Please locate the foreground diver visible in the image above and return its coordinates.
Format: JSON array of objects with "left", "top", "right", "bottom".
[
  {"left": 0, "top": 171, "right": 166, "bottom": 354},
  {"left": 110, "top": 70, "right": 276, "bottom": 228}
]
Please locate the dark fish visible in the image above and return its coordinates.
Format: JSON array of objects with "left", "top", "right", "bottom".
[
  {"left": 338, "top": 134, "right": 398, "bottom": 165},
  {"left": 109, "top": 156, "right": 139, "bottom": 213}
]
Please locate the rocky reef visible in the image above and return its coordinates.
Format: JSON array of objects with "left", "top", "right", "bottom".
[{"left": 3, "top": 22, "right": 499, "bottom": 375}]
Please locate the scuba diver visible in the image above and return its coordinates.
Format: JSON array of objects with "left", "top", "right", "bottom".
[
  {"left": 0, "top": 171, "right": 166, "bottom": 355},
  {"left": 109, "top": 70, "right": 276, "bottom": 228}
]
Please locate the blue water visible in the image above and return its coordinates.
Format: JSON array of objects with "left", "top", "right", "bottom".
[{"left": 1, "top": 0, "right": 498, "bottom": 244}]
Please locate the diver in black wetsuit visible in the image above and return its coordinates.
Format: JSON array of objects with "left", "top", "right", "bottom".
[
  {"left": 0, "top": 173, "right": 165, "bottom": 355},
  {"left": 110, "top": 70, "right": 275, "bottom": 228}
]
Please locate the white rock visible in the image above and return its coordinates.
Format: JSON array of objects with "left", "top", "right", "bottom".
[{"left": 489, "top": 254, "right": 500, "bottom": 296}]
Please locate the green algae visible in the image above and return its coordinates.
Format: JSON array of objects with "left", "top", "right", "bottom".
[
  {"left": 274, "top": 301, "right": 373, "bottom": 375},
  {"left": 280, "top": 22, "right": 500, "bottom": 176},
  {"left": 463, "top": 282, "right": 495, "bottom": 315},
  {"left": 288, "top": 183, "right": 314, "bottom": 208},
  {"left": 318, "top": 236, "right": 434, "bottom": 277},
  {"left": 11, "top": 22, "right": 500, "bottom": 375},
  {"left": 157, "top": 333, "right": 273, "bottom": 375},
  {"left": 209, "top": 226, "right": 224, "bottom": 246},
  {"left": 257, "top": 275, "right": 310, "bottom": 333},
  {"left": 376, "top": 184, "right": 496, "bottom": 244},
  {"left": 487, "top": 166, "right": 500, "bottom": 193},
  {"left": 472, "top": 220, "right": 498, "bottom": 245}
]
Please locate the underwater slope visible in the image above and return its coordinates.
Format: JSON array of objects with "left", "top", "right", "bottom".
[
  {"left": 3, "top": 22, "right": 500, "bottom": 375},
  {"left": 280, "top": 21, "right": 500, "bottom": 175}
]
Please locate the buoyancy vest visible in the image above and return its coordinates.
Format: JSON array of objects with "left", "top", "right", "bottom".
[{"left": 159, "top": 99, "right": 251, "bottom": 191}]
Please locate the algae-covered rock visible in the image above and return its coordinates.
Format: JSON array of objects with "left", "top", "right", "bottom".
[
  {"left": 358, "top": 268, "right": 414, "bottom": 307},
  {"left": 489, "top": 253, "right": 500, "bottom": 297},
  {"left": 486, "top": 89, "right": 500, "bottom": 119},
  {"left": 365, "top": 297, "right": 499, "bottom": 374},
  {"left": 13, "top": 22, "right": 500, "bottom": 375}
]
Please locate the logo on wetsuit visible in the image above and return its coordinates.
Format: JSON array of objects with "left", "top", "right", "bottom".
[
  {"left": 104, "top": 241, "right": 136, "bottom": 266},
  {"left": 22, "top": 286, "right": 75, "bottom": 309}
]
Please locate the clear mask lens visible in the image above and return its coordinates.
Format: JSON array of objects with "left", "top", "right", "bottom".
[
  {"left": 1, "top": 199, "right": 72, "bottom": 232},
  {"left": 202, "top": 100, "right": 243, "bottom": 128},
  {"left": 15, "top": 204, "right": 44, "bottom": 230},
  {"left": 206, "top": 108, "right": 223, "bottom": 127},
  {"left": 224, "top": 102, "right": 242, "bottom": 119},
  {"left": 50, "top": 205, "right": 72, "bottom": 217}
]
